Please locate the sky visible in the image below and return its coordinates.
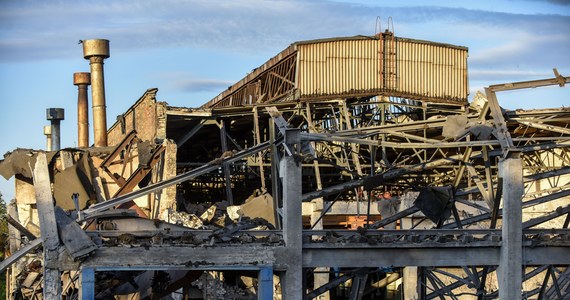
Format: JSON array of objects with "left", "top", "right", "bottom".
[{"left": 0, "top": 0, "right": 569, "bottom": 201}]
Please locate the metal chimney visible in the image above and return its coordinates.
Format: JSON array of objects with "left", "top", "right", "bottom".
[
  {"left": 46, "top": 108, "right": 64, "bottom": 151},
  {"left": 43, "top": 125, "right": 52, "bottom": 151},
  {"left": 82, "top": 39, "right": 109, "bottom": 147},
  {"left": 73, "top": 72, "right": 91, "bottom": 147}
]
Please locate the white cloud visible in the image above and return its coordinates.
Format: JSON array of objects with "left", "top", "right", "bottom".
[{"left": 173, "top": 78, "right": 235, "bottom": 93}]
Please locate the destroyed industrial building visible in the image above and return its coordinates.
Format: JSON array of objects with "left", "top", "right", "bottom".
[{"left": 1, "top": 31, "right": 569, "bottom": 299}]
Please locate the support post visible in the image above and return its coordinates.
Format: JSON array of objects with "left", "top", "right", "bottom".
[
  {"left": 79, "top": 267, "right": 95, "bottom": 300},
  {"left": 220, "top": 119, "right": 234, "bottom": 204},
  {"left": 270, "top": 119, "right": 282, "bottom": 228},
  {"left": 253, "top": 107, "right": 267, "bottom": 191},
  {"left": 258, "top": 267, "right": 274, "bottom": 300},
  {"left": 403, "top": 267, "right": 419, "bottom": 300},
  {"left": 498, "top": 156, "right": 523, "bottom": 300},
  {"left": 280, "top": 128, "right": 303, "bottom": 300}
]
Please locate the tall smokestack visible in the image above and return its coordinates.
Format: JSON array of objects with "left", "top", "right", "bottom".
[
  {"left": 82, "top": 39, "right": 109, "bottom": 147},
  {"left": 46, "top": 108, "right": 64, "bottom": 151},
  {"left": 73, "top": 72, "right": 91, "bottom": 147}
]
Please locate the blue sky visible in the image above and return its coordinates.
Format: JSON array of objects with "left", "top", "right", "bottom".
[{"left": 0, "top": 0, "right": 569, "bottom": 200}]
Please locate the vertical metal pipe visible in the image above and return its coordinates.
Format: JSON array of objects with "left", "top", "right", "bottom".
[
  {"left": 43, "top": 125, "right": 52, "bottom": 151},
  {"left": 219, "top": 119, "right": 234, "bottom": 204},
  {"left": 52, "top": 121, "right": 61, "bottom": 151},
  {"left": 74, "top": 72, "right": 91, "bottom": 147},
  {"left": 46, "top": 108, "right": 64, "bottom": 151},
  {"left": 82, "top": 39, "right": 109, "bottom": 147}
]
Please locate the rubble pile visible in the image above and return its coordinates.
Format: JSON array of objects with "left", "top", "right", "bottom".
[{"left": 191, "top": 271, "right": 256, "bottom": 299}]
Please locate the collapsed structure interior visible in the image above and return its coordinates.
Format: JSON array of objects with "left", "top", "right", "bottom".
[{"left": 1, "top": 32, "right": 569, "bottom": 299}]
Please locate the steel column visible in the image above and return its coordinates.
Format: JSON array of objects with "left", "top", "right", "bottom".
[
  {"left": 258, "top": 267, "right": 274, "bottom": 300},
  {"left": 79, "top": 267, "right": 95, "bottom": 300}
]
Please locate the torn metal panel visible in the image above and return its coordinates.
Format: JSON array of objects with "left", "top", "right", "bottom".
[
  {"left": 54, "top": 206, "right": 97, "bottom": 260},
  {"left": 53, "top": 153, "right": 96, "bottom": 210},
  {"left": 413, "top": 186, "right": 454, "bottom": 225}
]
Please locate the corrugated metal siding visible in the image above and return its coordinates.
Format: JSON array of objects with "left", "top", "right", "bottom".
[
  {"left": 395, "top": 38, "right": 468, "bottom": 102},
  {"left": 296, "top": 36, "right": 468, "bottom": 103},
  {"left": 297, "top": 39, "right": 382, "bottom": 98}
]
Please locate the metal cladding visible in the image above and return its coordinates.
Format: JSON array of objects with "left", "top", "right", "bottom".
[
  {"left": 46, "top": 108, "right": 64, "bottom": 151},
  {"left": 203, "top": 34, "right": 468, "bottom": 109},
  {"left": 297, "top": 35, "right": 468, "bottom": 102},
  {"left": 82, "top": 39, "right": 109, "bottom": 147},
  {"left": 74, "top": 72, "right": 91, "bottom": 148}
]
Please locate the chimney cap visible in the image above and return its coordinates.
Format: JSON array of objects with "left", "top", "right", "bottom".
[
  {"left": 73, "top": 72, "right": 91, "bottom": 85},
  {"left": 82, "top": 39, "right": 110, "bottom": 59},
  {"left": 46, "top": 108, "right": 65, "bottom": 121}
]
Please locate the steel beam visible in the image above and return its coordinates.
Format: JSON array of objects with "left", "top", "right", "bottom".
[
  {"left": 0, "top": 238, "right": 42, "bottom": 273},
  {"left": 302, "top": 247, "right": 568, "bottom": 268}
]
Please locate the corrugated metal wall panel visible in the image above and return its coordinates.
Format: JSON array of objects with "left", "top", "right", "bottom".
[
  {"left": 296, "top": 36, "right": 468, "bottom": 103},
  {"left": 297, "top": 39, "right": 382, "bottom": 98},
  {"left": 395, "top": 39, "right": 468, "bottom": 102}
]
